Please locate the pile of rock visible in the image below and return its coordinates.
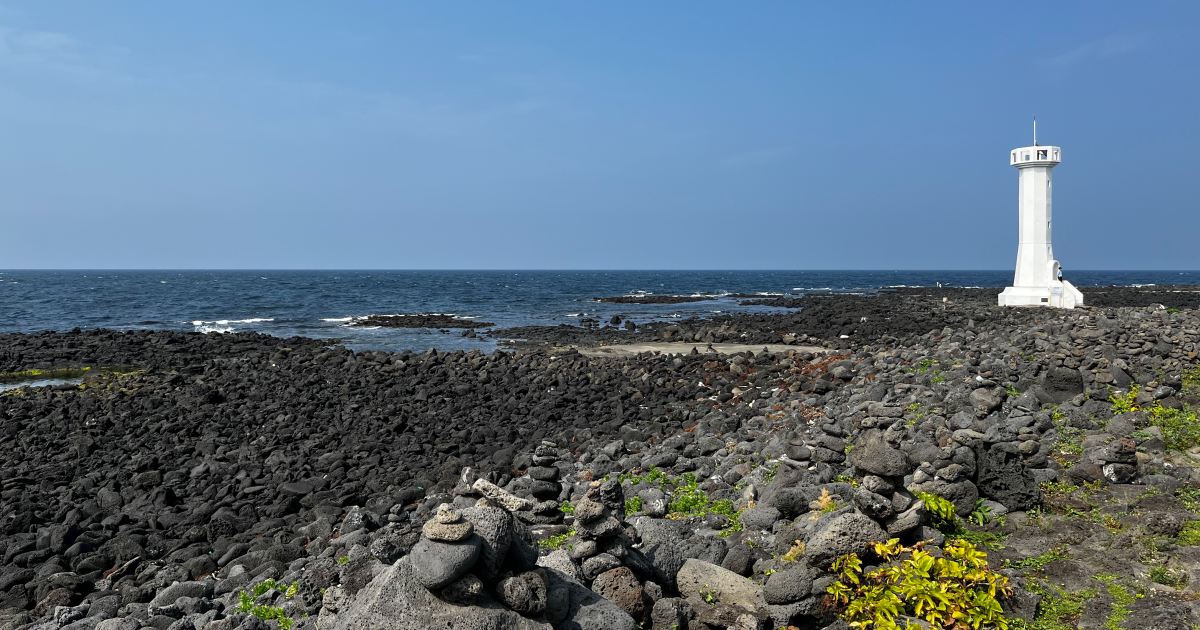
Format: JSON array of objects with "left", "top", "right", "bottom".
[{"left": 324, "top": 475, "right": 636, "bottom": 630}]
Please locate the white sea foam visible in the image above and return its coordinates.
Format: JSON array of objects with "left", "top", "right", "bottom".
[
  {"left": 192, "top": 318, "right": 273, "bottom": 326},
  {"left": 190, "top": 317, "right": 273, "bottom": 333},
  {"left": 321, "top": 317, "right": 355, "bottom": 322}
]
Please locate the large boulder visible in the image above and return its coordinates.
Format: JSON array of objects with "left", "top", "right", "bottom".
[
  {"left": 974, "top": 444, "right": 1041, "bottom": 512},
  {"left": 331, "top": 557, "right": 551, "bottom": 630},
  {"left": 763, "top": 566, "right": 815, "bottom": 605},
  {"left": 804, "top": 513, "right": 888, "bottom": 569},
  {"left": 847, "top": 430, "right": 908, "bottom": 477},
  {"left": 550, "top": 567, "right": 638, "bottom": 630},
  {"left": 461, "top": 506, "right": 513, "bottom": 581},
  {"left": 1037, "top": 367, "right": 1084, "bottom": 404},
  {"left": 970, "top": 387, "right": 1004, "bottom": 414},
  {"left": 908, "top": 479, "right": 979, "bottom": 517},
  {"left": 408, "top": 534, "right": 482, "bottom": 589},
  {"left": 642, "top": 543, "right": 685, "bottom": 592},
  {"left": 495, "top": 570, "right": 549, "bottom": 616},
  {"left": 590, "top": 567, "right": 646, "bottom": 622},
  {"left": 675, "top": 559, "right": 766, "bottom": 614}
]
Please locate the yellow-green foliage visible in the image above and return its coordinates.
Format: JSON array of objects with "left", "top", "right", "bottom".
[
  {"left": 1005, "top": 546, "right": 1068, "bottom": 571},
  {"left": 914, "top": 492, "right": 1005, "bottom": 549},
  {"left": 918, "top": 492, "right": 957, "bottom": 526},
  {"left": 1010, "top": 583, "right": 1095, "bottom": 630},
  {"left": 537, "top": 525, "right": 575, "bottom": 550},
  {"left": 781, "top": 541, "right": 805, "bottom": 563},
  {"left": 1110, "top": 377, "right": 1200, "bottom": 451},
  {"left": 826, "top": 539, "right": 1010, "bottom": 630},
  {"left": 1110, "top": 385, "right": 1140, "bottom": 414},
  {"left": 1148, "top": 404, "right": 1200, "bottom": 451},
  {"left": 1177, "top": 521, "right": 1200, "bottom": 546},
  {"left": 1093, "top": 575, "right": 1141, "bottom": 630},
  {"left": 0, "top": 367, "right": 91, "bottom": 383},
  {"left": 667, "top": 473, "right": 708, "bottom": 515},
  {"left": 235, "top": 579, "right": 300, "bottom": 630}
]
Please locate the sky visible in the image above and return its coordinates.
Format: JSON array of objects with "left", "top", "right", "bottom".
[{"left": 0, "top": 2, "right": 1196, "bottom": 270}]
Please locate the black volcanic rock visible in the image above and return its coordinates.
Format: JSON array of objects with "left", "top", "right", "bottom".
[{"left": 350, "top": 314, "right": 495, "bottom": 329}]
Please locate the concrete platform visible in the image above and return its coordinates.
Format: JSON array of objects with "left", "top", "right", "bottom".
[{"left": 575, "top": 342, "right": 829, "bottom": 358}]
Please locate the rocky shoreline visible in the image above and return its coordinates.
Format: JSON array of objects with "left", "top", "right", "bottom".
[
  {"left": 593, "top": 296, "right": 715, "bottom": 304},
  {"left": 1, "top": 287, "right": 1199, "bottom": 630},
  {"left": 348, "top": 315, "right": 495, "bottom": 329}
]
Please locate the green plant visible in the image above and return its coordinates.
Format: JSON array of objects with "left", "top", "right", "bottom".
[
  {"left": 624, "top": 496, "right": 643, "bottom": 516},
  {"left": 967, "top": 500, "right": 993, "bottom": 527},
  {"left": 1010, "top": 583, "right": 1095, "bottom": 630},
  {"left": 826, "top": 538, "right": 1010, "bottom": 630},
  {"left": 1005, "top": 546, "right": 1068, "bottom": 571},
  {"left": 1149, "top": 566, "right": 1186, "bottom": 588},
  {"left": 0, "top": 367, "right": 92, "bottom": 383},
  {"left": 746, "top": 538, "right": 760, "bottom": 549},
  {"left": 538, "top": 525, "right": 575, "bottom": 550},
  {"left": 915, "top": 492, "right": 1004, "bottom": 549},
  {"left": 1093, "top": 575, "right": 1141, "bottom": 630},
  {"left": 906, "top": 402, "right": 927, "bottom": 427},
  {"left": 1110, "top": 385, "right": 1139, "bottom": 414},
  {"left": 667, "top": 473, "right": 709, "bottom": 516},
  {"left": 814, "top": 488, "right": 841, "bottom": 514},
  {"left": 781, "top": 541, "right": 804, "bottom": 563},
  {"left": 916, "top": 492, "right": 957, "bottom": 528},
  {"left": 234, "top": 580, "right": 300, "bottom": 630},
  {"left": 1178, "top": 521, "right": 1200, "bottom": 546},
  {"left": 1178, "top": 488, "right": 1200, "bottom": 514},
  {"left": 908, "top": 358, "right": 938, "bottom": 375},
  {"left": 336, "top": 555, "right": 349, "bottom": 564},
  {"left": 558, "top": 501, "right": 575, "bottom": 514},
  {"left": 698, "top": 585, "right": 718, "bottom": 605},
  {"left": 833, "top": 474, "right": 861, "bottom": 488},
  {"left": 1148, "top": 404, "right": 1200, "bottom": 451},
  {"left": 1039, "top": 481, "right": 1080, "bottom": 499},
  {"left": 1005, "top": 384, "right": 1021, "bottom": 398},
  {"left": 762, "top": 462, "right": 781, "bottom": 484},
  {"left": 931, "top": 371, "right": 946, "bottom": 385},
  {"left": 709, "top": 499, "right": 744, "bottom": 538},
  {"left": 1049, "top": 427, "right": 1084, "bottom": 467}
]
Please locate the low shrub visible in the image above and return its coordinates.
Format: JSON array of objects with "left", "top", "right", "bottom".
[{"left": 826, "top": 538, "right": 1010, "bottom": 630}]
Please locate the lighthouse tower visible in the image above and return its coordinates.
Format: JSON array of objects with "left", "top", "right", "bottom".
[{"left": 998, "top": 125, "right": 1084, "bottom": 308}]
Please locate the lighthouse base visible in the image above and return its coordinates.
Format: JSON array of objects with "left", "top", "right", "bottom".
[{"left": 998, "top": 281, "right": 1084, "bottom": 309}]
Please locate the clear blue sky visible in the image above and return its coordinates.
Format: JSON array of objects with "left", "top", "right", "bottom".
[{"left": 1, "top": 2, "right": 1196, "bottom": 270}]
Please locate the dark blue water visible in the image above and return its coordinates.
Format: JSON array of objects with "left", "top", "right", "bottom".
[{"left": 1, "top": 270, "right": 1195, "bottom": 352}]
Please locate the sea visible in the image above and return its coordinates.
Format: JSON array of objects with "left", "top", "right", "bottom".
[{"left": 0, "top": 270, "right": 1195, "bottom": 354}]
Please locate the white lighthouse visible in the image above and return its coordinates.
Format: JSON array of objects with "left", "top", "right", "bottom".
[{"left": 998, "top": 125, "right": 1084, "bottom": 308}]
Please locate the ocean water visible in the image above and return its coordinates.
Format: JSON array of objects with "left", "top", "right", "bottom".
[{"left": 0, "top": 270, "right": 1195, "bottom": 353}]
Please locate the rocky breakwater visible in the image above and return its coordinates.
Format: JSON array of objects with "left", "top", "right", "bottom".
[{"left": 496, "top": 285, "right": 1200, "bottom": 349}]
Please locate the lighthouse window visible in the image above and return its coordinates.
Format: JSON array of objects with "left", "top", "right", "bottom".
[{"left": 1038, "top": 149, "right": 1047, "bottom": 159}]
